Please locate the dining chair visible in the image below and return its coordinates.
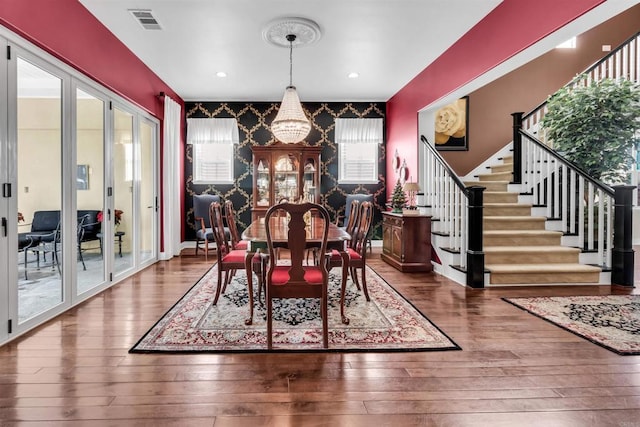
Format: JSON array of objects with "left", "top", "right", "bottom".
[
  {"left": 339, "top": 194, "right": 374, "bottom": 253},
  {"left": 328, "top": 201, "right": 374, "bottom": 301},
  {"left": 223, "top": 200, "right": 249, "bottom": 250},
  {"left": 18, "top": 234, "right": 34, "bottom": 280},
  {"left": 307, "top": 198, "right": 360, "bottom": 266},
  {"left": 193, "top": 194, "right": 221, "bottom": 259},
  {"left": 209, "top": 201, "right": 265, "bottom": 325},
  {"left": 264, "top": 202, "right": 331, "bottom": 349}
]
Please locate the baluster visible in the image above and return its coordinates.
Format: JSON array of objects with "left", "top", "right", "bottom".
[
  {"left": 578, "top": 178, "right": 585, "bottom": 249},
  {"left": 569, "top": 169, "right": 577, "bottom": 235},
  {"left": 588, "top": 183, "right": 595, "bottom": 251},
  {"left": 597, "top": 188, "right": 605, "bottom": 261}
]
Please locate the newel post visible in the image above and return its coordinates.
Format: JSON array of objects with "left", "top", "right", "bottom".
[
  {"left": 466, "top": 186, "right": 485, "bottom": 288},
  {"left": 511, "top": 112, "right": 524, "bottom": 185},
  {"left": 611, "top": 185, "right": 635, "bottom": 287}
]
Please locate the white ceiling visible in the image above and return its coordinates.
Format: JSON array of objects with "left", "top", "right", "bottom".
[{"left": 78, "top": 0, "right": 503, "bottom": 102}]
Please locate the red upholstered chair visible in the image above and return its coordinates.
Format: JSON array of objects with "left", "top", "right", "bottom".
[
  {"left": 209, "top": 201, "right": 264, "bottom": 325},
  {"left": 328, "top": 201, "right": 373, "bottom": 301},
  {"left": 264, "top": 202, "right": 331, "bottom": 349},
  {"left": 309, "top": 199, "right": 359, "bottom": 266},
  {"left": 224, "top": 200, "right": 249, "bottom": 250}
]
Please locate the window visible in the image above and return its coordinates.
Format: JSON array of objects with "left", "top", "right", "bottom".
[
  {"left": 336, "top": 118, "right": 382, "bottom": 184},
  {"left": 193, "top": 142, "right": 234, "bottom": 183},
  {"left": 556, "top": 37, "right": 576, "bottom": 49},
  {"left": 187, "top": 117, "right": 239, "bottom": 184}
]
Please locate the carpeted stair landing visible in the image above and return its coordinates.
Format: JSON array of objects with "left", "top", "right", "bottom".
[{"left": 465, "top": 155, "right": 601, "bottom": 286}]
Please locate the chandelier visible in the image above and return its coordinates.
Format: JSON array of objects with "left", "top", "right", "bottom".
[
  {"left": 264, "top": 18, "right": 321, "bottom": 144},
  {"left": 271, "top": 34, "right": 311, "bottom": 144}
]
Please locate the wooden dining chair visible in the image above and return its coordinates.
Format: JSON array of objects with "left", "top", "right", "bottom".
[
  {"left": 209, "top": 201, "right": 265, "bottom": 325},
  {"left": 264, "top": 202, "right": 331, "bottom": 349},
  {"left": 308, "top": 199, "right": 359, "bottom": 265},
  {"left": 223, "top": 200, "right": 249, "bottom": 250},
  {"left": 328, "top": 201, "right": 374, "bottom": 301}
]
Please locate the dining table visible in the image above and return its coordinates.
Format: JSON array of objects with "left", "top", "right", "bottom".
[{"left": 241, "top": 215, "right": 352, "bottom": 325}]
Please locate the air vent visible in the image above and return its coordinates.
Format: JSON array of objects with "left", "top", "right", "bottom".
[{"left": 128, "top": 9, "right": 162, "bottom": 30}]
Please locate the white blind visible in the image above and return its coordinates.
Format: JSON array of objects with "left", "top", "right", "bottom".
[
  {"left": 193, "top": 143, "right": 234, "bottom": 183},
  {"left": 187, "top": 118, "right": 239, "bottom": 144},
  {"left": 336, "top": 118, "right": 382, "bottom": 183}
]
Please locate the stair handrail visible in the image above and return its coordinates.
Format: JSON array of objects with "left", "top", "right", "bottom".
[
  {"left": 522, "top": 31, "right": 640, "bottom": 143},
  {"left": 420, "top": 135, "right": 485, "bottom": 287},
  {"left": 518, "top": 128, "right": 614, "bottom": 197},
  {"left": 514, "top": 118, "right": 635, "bottom": 286},
  {"left": 420, "top": 135, "right": 467, "bottom": 192}
]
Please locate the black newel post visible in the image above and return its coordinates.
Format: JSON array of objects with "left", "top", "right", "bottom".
[
  {"left": 511, "top": 112, "right": 524, "bottom": 185},
  {"left": 611, "top": 185, "right": 635, "bottom": 287},
  {"left": 466, "top": 186, "right": 485, "bottom": 288}
]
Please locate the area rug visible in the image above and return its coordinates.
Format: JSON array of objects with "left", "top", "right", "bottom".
[
  {"left": 503, "top": 295, "right": 640, "bottom": 355},
  {"left": 130, "top": 265, "right": 460, "bottom": 353}
]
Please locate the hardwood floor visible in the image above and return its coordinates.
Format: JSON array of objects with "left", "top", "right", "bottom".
[{"left": 1, "top": 247, "right": 639, "bottom": 426}]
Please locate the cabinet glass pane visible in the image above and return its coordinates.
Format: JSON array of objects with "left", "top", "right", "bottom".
[
  {"left": 274, "top": 153, "right": 298, "bottom": 202},
  {"left": 302, "top": 157, "right": 318, "bottom": 203},
  {"left": 256, "top": 156, "right": 270, "bottom": 207}
]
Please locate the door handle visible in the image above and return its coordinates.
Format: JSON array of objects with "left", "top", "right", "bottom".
[{"left": 1, "top": 217, "right": 6, "bottom": 237}]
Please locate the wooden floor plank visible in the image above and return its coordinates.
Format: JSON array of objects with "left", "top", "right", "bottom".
[{"left": 0, "top": 247, "right": 638, "bottom": 425}]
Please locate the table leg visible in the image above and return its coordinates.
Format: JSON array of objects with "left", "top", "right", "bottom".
[
  {"left": 340, "top": 251, "right": 350, "bottom": 325},
  {"left": 244, "top": 251, "right": 254, "bottom": 325}
]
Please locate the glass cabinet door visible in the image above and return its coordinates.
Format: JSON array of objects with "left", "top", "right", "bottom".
[
  {"left": 302, "top": 156, "right": 318, "bottom": 203},
  {"left": 274, "top": 153, "right": 299, "bottom": 202},
  {"left": 255, "top": 155, "right": 270, "bottom": 207}
]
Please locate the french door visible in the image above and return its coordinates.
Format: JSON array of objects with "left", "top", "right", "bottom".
[{"left": 0, "top": 32, "right": 160, "bottom": 344}]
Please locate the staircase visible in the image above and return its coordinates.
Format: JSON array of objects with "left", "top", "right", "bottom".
[{"left": 465, "top": 155, "right": 602, "bottom": 285}]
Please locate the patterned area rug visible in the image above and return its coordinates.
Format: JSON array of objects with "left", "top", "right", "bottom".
[
  {"left": 504, "top": 295, "right": 640, "bottom": 355},
  {"left": 131, "top": 265, "right": 460, "bottom": 353}
]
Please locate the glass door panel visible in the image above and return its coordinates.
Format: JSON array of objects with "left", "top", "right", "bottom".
[
  {"left": 113, "top": 108, "right": 133, "bottom": 274},
  {"left": 76, "top": 88, "right": 105, "bottom": 294},
  {"left": 16, "top": 57, "right": 63, "bottom": 322},
  {"left": 139, "top": 119, "right": 155, "bottom": 265}
]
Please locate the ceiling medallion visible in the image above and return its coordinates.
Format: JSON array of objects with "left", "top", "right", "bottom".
[{"left": 262, "top": 17, "right": 322, "bottom": 48}]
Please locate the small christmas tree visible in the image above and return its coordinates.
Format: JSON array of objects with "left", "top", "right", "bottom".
[{"left": 391, "top": 179, "right": 406, "bottom": 213}]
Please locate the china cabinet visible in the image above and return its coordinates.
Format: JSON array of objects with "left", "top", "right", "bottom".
[{"left": 251, "top": 143, "right": 322, "bottom": 221}]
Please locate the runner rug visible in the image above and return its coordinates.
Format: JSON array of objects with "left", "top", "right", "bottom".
[
  {"left": 504, "top": 295, "right": 640, "bottom": 355},
  {"left": 130, "top": 265, "right": 460, "bottom": 353}
]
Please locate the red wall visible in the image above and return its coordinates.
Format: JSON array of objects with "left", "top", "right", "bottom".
[
  {"left": 0, "top": 0, "right": 183, "bottom": 117},
  {"left": 386, "top": 0, "right": 604, "bottom": 197},
  {"left": 0, "top": 0, "right": 186, "bottom": 248}
]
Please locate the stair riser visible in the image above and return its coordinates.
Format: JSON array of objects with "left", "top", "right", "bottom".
[
  {"left": 484, "top": 235, "right": 562, "bottom": 246},
  {"left": 490, "top": 164, "right": 513, "bottom": 173},
  {"left": 489, "top": 272, "right": 600, "bottom": 284},
  {"left": 484, "top": 206, "right": 532, "bottom": 216},
  {"left": 465, "top": 181, "right": 508, "bottom": 191},
  {"left": 484, "top": 219, "right": 546, "bottom": 230},
  {"left": 485, "top": 252, "right": 579, "bottom": 264},
  {"left": 484, "top": 193, "right": 519, "bottom": 203},
  {"left": 478, "top": 172, "right": 512, "bottom": 182}
]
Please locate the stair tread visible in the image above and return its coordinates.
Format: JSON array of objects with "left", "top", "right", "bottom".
[
  {"left": 484, "top": 245, "right": 581, "bottom": 253},
  {"left": 486, "top": 263, "right": 602, "bottom": 273},
  {"left": 484, "top": 216, "right": 546, "bottom": 221},
  {"left": 484, "top": 230, "right": 562, "bottom": 236},
  {"left": 485, "top": 203, "right": 532, "bottom": 207},
  {"left": 464, "top": 181, "right": 510, "bottom": 185}
]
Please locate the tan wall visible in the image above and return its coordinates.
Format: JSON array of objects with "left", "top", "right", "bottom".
[
  {"left": 18, "top": 98, "right": 105, "bottom": 222},
  {"left": 442, "top": 4, "right": 640, "bottom": 175}
]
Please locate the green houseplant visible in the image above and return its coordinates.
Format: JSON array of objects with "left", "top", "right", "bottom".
[{"left": 541, "top": 77, "right": 640, "bottom": 184}]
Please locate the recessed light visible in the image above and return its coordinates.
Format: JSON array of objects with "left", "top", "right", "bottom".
[
  {"left": 348, "top": 72, "right": 359, "bottom": 79},
  {"left": 216, "top": 71, "right": 227, "bottom": 78}
]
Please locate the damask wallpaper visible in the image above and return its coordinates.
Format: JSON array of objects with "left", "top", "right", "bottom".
[{"left": 184, "top": 101, "right": 387, "bottom": 241}]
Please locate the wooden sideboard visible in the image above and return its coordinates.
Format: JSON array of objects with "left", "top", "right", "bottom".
[{"left": 381, "top": 212, "right": 432, "bottom": 272}]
